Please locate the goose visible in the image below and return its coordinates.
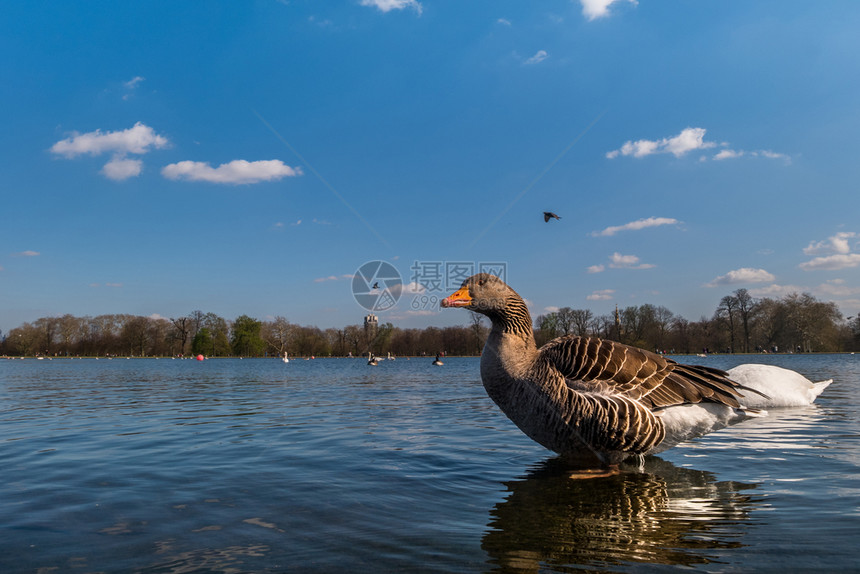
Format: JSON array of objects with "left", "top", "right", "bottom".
[
  {"left": 440, "top": 273, "right": 828, "bottom": 468},
  {"left": 433, "top": 352, "right": 444, "bottom": 366}
]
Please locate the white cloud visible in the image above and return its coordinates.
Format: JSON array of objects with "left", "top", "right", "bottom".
[
  {"left": 664, "top": 128, "right": 714, "bottom": 157},
  {"left": 817, "top": 279, "right": 860, "bottom": 298},
  {"left": 607, "top": 127, "right": 790, "bottom": 163},
  {"left": 803, "top": 232, "right": 856, "bottom": 256},
  {"left": 13, "top": 250, "right": 40, "bottom": 257},
  {"left": 799, "top": 253, "right": 860, "bottom": 271},
  {"left": 592, "top": 216, "right": 679, "bottom": 237},
  {"left": 51, "top": 122, "right": 167, "bottom": 180},
  {"left": 124, "top": 76, "right": 145, "bottom": 90},
  {"left": 580, "top": 0, "right": 637, "bottom": 21},
  {"left": 402, "top": 281, "right": 427, "bottom": 294},
  {"left": 608, "top": 252, "right": 655, "bottom": 269},
  {"left": 359, "top": 0, "right": 422, "bottom": 15},
  {"left": 161, "top": 160, "right": 301, "bottom": 184},
  {"left": 705, "top": 267, "right": 776, "bottom": 287},
  {"left": 404, "top": 310, "right": 438, "bottom": 317},
  {"left": 837, "top": 298, "right": 860, "bottom": 313},
  {"left": 588, "top": 253, "right": 654, "bottom": 272},
  {"left": 308, "top": 15, "right": 335, "bottom": 28},
  {"left": 714, "top": 149, "right": 744, "bottom": 160},
  {"left": 587, "top": 289, "right": 615, "bottom": 301},
  {"left": 313, "top": 274, "right": 354, "bottom": 283},
  {"left": 749, "top": 284, "right": 804, "bottom": 298},
  {"left": 606, "top": 127, "right": 715, "bottom": 159},
  {"left": 800, "top": 232, "right": 860, "bottom": 271},
  {"left": 713, "top": 148, "right": 790, "bottom": 163},
  {"left": 101, "top": 156, "right": 142, "bottom": 181},
  {"left": 497, "top": 18, "right": 512, "bottom": 26},
  {"left": 122, "top": 76, "right": 145, "bottom": 99},
  {"left": 607, "top": 140, "right": 655, "bottom": 159},
  {"left": 754, "top": 150, "right": 790, "bottom": 161},
  {"left": 389, "top": 281, "right": 425, "bottom": 298},
  {"left": 51, "top": 122, "right": 168, "bottom": 158},
  {"left": 544, "top": 306, "right": 560, "bottom": 313},
  {"left": 746, "top": 279, "right": 860, "bottom": 307},
  {"left": 524, "top": 50, "right": 548, "bottom": 65}
]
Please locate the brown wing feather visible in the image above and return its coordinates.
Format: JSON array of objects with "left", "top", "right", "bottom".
[{"left": 539, "top": 336, "right": 745, "bottom": 410}]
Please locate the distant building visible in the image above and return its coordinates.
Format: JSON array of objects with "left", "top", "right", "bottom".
[
  {"left": 364, "top": 313, "right": 379, "bottom": 355},
  {"left": 364, "top": 313, "right": 378, "bottom": 340}
]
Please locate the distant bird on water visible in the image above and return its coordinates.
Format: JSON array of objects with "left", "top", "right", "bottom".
[
  {"left": 372, "top": 282, "right": 379, "bottom": 289},
  {"left": 543, "top": 212, "right": 561, "bottom": 222}
]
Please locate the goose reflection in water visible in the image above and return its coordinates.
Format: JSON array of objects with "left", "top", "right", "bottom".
[{"left": 482, "top": 457, "right": 761, "bottom": 572}]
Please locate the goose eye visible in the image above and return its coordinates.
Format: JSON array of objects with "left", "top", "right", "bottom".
[{"left": 478, "top": 279, "right": 486, "bottom": 286}]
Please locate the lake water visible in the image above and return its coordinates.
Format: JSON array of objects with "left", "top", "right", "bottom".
[{"left": 1, "top": 354, "right": 858, "bottom": 573}]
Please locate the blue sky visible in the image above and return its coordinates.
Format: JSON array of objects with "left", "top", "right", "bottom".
[{"left": 2, "top": 0, "right": 860, "bottom": 335}]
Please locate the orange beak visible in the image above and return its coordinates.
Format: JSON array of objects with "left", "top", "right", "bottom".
[{"left": 441, "top": 286, "right": 472, "bottom": 308}]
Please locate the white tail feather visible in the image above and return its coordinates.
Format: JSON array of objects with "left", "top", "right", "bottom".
[{"left": 727, "top": 364, "right": 832, "bottom": 409}]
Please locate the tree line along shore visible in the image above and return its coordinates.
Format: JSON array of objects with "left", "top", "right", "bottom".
[{"left": 2, "top": 289, "right": 858, "bottom": 358}]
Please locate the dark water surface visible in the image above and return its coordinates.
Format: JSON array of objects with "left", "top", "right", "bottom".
[{"left": 1, "top": 354, "right": 858, "bottom": 572}]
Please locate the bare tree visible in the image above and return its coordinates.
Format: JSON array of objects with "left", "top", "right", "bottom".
[
  {"left": 189, "top": 310, "right": 206, "bottom": 341},
  {"left": 262, "top": 316, "right": 295, "bottom": 356},
  {"left": 555, "top": 307, "right": 574, "bottom": 336},
  {"left": 120, "top": 316, "right": 151, "bottom": 356},
  {"left": 654, "top": 306, "right": 674, "bottom": 351},
  {"left": 716, "top": 295, "right": 738, "bottom": 353},
  {"left": 570, "top": 309, "right": 594, "bottom": 337},
  {"left": 733, "top": 288, "right": 757, "bottom": 353},
  {"left": 534, "top": 313, "right": 559, "bottom": 346},
  {"left": 468, "top": 311, "right": 487, "bottom": 354},
  {"left": 171, "top": 316, "right": 192, "bottom": 356}
]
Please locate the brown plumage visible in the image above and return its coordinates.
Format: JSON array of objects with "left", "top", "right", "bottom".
[{"left": 441, "top": 273, "right": 762, "bottom": 467}]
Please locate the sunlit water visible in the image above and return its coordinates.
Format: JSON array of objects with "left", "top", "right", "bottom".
[{"left": 1, "top": 354, "right": 858, "bottom": 572}]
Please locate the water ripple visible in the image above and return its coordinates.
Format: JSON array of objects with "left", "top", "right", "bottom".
[{"left": 1, "top": 355, "right": 858, "bottom": 572}]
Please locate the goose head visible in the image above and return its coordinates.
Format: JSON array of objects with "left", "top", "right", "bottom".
[
  {"left": 440, "top": 273, "right": 508, "bottom": 312},
  {"left": 441, "top": 273, "right": 533, "bottom": 336}
]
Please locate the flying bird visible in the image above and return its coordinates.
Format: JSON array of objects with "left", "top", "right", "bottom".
[{"left": 543, "top": 212, "right": 561, "bottom": 222}]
